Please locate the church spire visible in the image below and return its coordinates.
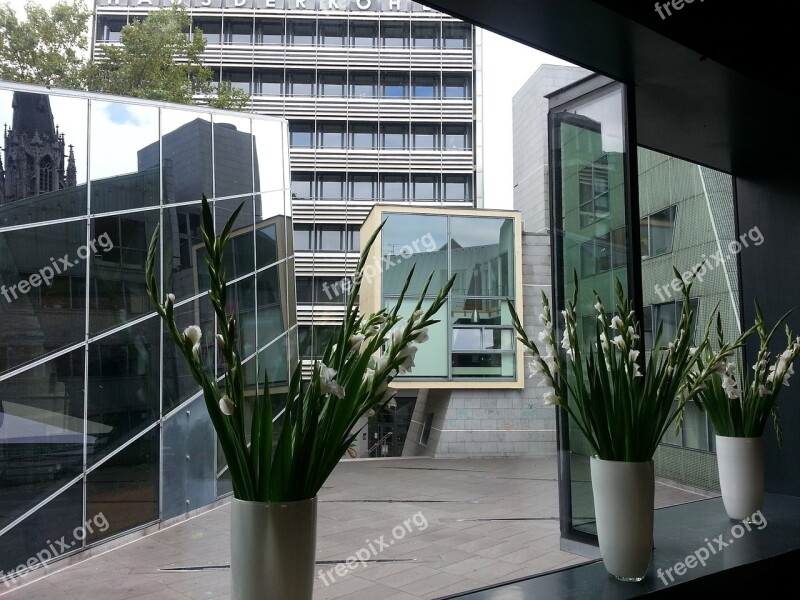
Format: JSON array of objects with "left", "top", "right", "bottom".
[{"left": 67, "top": 144, "right": 77, "bottom": 188}]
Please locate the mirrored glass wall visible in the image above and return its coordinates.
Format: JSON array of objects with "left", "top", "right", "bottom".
[
  {"left": 550, "top": 79, "right": 740, "bottom": 542},
  {"left": 0, "top": 84, "right": 293, "bottom": 577}
]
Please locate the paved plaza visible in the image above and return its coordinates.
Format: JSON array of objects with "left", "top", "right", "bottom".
[{"left": 0, "top": 457, "right": 716, "bottom": 600}]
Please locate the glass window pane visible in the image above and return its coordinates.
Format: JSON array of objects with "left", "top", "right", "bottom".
[
  {"left": 381, "top": 175, "right": 408, "bottom": 201},
  {"left": 318, "top": 226, "right": 343, "bottom": 251},
  {"left": 350, "top": 22, "right": 377, "bottom": 47},
  {"left": 293, "top": 224, "right": 313, "bottom": 250},
  {"left": 412, "top": 174, "right": 438, "bottom": 201},
  {"left": 649, "top": 205, "right": 677, "bottom": 256},
  {"left": 319, "top": 21, "right": 346, "bottom": 46},
  {"left": 382, "top": 73, "right": 408, "bottom": 98},
  {"left": 318, "top": 123, "right": 345, "bottom": 148},
  {"left": 443, "top": 125, "right": 470, "bottom": 150},
  {"left": 443, "top": 75, "right": 470, "bottom": 99},
  {"left": 258, "top": 21, "right": 284, "bottom": 44},
  {"left": 412, "top": 74, "right": 438, "bottom": 98},
  {"left": 258, "top": 70, "right": 283, "bottom": 95},
  {"left": 296, "top": 276, "right": 313, "bottom": 303},
  {"left": 450, "top": 216, "right": 514, "bottom": 297},
  {"left": 350, "top": 72, "right": 377, "bottom": 97},
  {"left": 381, "top": 22, "right": 409, "bottom": 47},
  {"left": 291, "top": 173, "right": 313, "bottom": 200},
  {"left": 443, "top": 175, "right": 472, "bottom": 201},
  {"left": 350, "top": 123, "right": 377, "bottom": 149},
  {"left": 412, "top": 23, "right": 438, "bottom": 48},
  {"left": 289, "top": 20, "right": 315, "bottom": 45},
  {"left": 413, "top": 124, "right": 438, "bottom": 149},
  {"left": 382, "top": 213, "right": 448, "bottom": 296},
  {"left": 288, "top": 71, "right": 315, "bottom": 96},
  {"left": 381, "top": 124, "right": 408, "bottom": 149},
  {"left": 318, "top": 175, "right": 345, "bottom": 199},
  {"left": 195, "top": 20, "right": 221, "bottom": 44},
  {"left": 290, "top": 122, "right": 314, "bottom": 148},
  {"left": 226, "top": 20, "right": 253, "bottom": 44},
  {"left": 442, "top": 24, "right": 470, "bottom": 48},
  {"left": 350, "top": 174, "right": 377, "bottom": 200},
  {"left": 319, "top": 72, "right": 345, "bottom": 97}
]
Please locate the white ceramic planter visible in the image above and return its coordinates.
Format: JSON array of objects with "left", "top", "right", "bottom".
[
  {"left": 590, "top": 458, "right": 654, "bottom": 582},
  {"left": 715, "top": 435, "right": 764, "bottom": 521},
  {"left": 230, "top": 496, "right": 317, "bottom": 600}
]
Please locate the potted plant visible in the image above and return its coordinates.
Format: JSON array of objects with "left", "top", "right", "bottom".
[
  {"left": 145, "top": 195, "right": 455, "bottom": 600},
  {"left": 692, "top": 306, "right": 800, "bottom": 520},
  {"left": 508, "top": 275, "right": 738, "bottom": 581}
]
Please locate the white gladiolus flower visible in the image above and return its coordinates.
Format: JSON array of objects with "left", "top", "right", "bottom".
[
  {"left": 413, "top": 327, "right": 430, "bottom": 344},
  {"left": 540, "top": 374, "right": 555, "bottom": 389},
  {"left": 389, "top": 323, "right": 406, "bottom": 347},
  {"left": 561, "top": 309, "right": 568, "bottom": 319},
  {"left": 165, "top": 293, "right": 175, "bottom": 307},
  {"left": 538, "top": 330, "right": 550, "bottom": 343},
  {"left": 544, "top": 344, "right": 557, "bottom": 359},
  {"left": 219, "top": 395, "right": 235, "bottom": 416},
  {"left": 599, "top": 332, "right": 610, "bottom": 349},
  {"left": 538, "top": 313, "right": 548, "bottom": 325},
  {"left": 612, "top": 335, "right": 625, "bottom": 348},
  {"left": 758, "top": 384, "right": 771, "bottom": 397},
  {"left": 543, "top": 391, "right": 561, "bottom": 406},
  {"left": 412, "top": 309, "right": 425, "bottom": 321},
  {"left": 628, "top": 326, "right": 640, "bottom": 340},
  {"left": 350, "top": 333, "right": 366, "bottom": 350},
  {"left": 594, "top": 301, "right": 603, "bottom": 312},
  {"left": 629, "top": 349, "right": 640, "bottom": 363},
  {"left": 374, "top": 355, "right": 391, "bottom": 374},
  {"left": 689, "top": 347, "right": 698, "bottom": 356},
  {"left": 319, "top": 363, "right": 345, "bottom": 398},
  {"left": 363, "top": 367, "right": 376, "bottom": 387},
  {"left": 780, "top": 349, "right": 794, "bottom": 363},
  {"left": 397, "top": 345, "right": 419, "bottom": 374},
  {"left": 528, "top": 360, "right": 545, "bottom": 377},
  {"left": 560, "top": 329, "right": 571, "bottom": 350},
  {"left": 721, "top": 375, "right": 740, "bottom": 399},
  {"left": 610, "top": 316, "right": 624, "bottom": 330},
  {"left": 184, "top": 325, "right": 202, "bottom": 357},
  {"left": 216, "top": 333, "right": 225, "bottom": 348},
  {"left": 184, "top": 325, "right": 202, "bottom": 345}
]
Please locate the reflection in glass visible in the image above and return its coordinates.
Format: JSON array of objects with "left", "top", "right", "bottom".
[
  {"left": 90, "top": 209, "right": 160, "bottom": 336},
  {"left": 212, "top": 114, "right": 255, "bottom": 198},
  {"left": 154, "top": 109, "right": 213, "bottom": 204},
  {"left": 0, "top": 91, "right": 88, "bottom": 223},
  {"left": 0, "top": 348, "right": 85, "bottom": 534},
  {"left": 553, "top": 84, "right": 629, "bottom": 537},
  {"left": 90, "top": 100, "right": 159, "bottom": 212},
  {"left": 162, "top": 395, "right": 216, "bottom": 520},
  {"left": 87, "top": 317, "right": 160, "bottom": 465},
  {"left": 86, "top": 428, "right": 159, "bottom": 542},
  {"left": 0, "top": 480, "right": 83, "bottom": 574},
  {"left": 0, "top": 220, "right": 88, "bottom": 371},
  {"left": 382, "top": 214, "right": 447, "bottom": 296}
]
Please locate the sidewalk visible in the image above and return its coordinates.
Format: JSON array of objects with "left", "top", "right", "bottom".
[{"left": 0, "top": 456, "right": 715, "bottom": 599}]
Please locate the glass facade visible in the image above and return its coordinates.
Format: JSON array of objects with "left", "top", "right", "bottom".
[
  {"left": 378, "top": 211, "right": 518, "bottom": 381},
  {"left": 0, "top": 83, "right": 294, "bottom": 575},
  {"left": 550, "top": 79, "right": 740, "bottom": 542}
]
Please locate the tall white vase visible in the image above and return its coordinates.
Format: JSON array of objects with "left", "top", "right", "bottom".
[
  {"left": 590, "top": 458, "right": 654, "bottom": 582},
  {"left": 715, "top": 435, "right": 764, "bottom": 521},
  {"left": 230, "top": 496, "right": 317, "bottom": 600}
]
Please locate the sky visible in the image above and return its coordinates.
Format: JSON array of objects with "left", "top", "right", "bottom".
[
  {"left": 10, "top": 2, "right": 577, "bottom": 208},
  {"left": 479, "top": 30, "right": 575, "bottom": 208}
]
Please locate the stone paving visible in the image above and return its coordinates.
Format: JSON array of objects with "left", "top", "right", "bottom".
[{"left": 0, "top": 457, "right": 717, "bottom": 600}]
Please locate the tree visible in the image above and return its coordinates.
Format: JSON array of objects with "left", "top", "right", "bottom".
[
  {"left": 87, "top": 5, "right": 250, "bottom": 111},
  {"left": 0, "top": 0, "right": 90, "bottom": 89}
]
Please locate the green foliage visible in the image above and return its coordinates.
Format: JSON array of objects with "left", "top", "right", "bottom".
[
  {"left": 0, "top": 0, "right": 90, "bottom": 89},
  {"left": 509, "top": 271, "right": 743, "bottom": 462},
  {"left": 86, "top": 5, "right": 249, "bottom": 110},
  {"left": 146, "top": 194, "right": 455, "bottom": 501}
]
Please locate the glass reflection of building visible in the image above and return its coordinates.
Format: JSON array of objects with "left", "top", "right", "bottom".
[
  {"left": 0, "top": 82, "right": 293, "bottom": 577},
  {"left": 357, "top": 206, "right": 524, "bottom": 458},
  {"left": 545, "top": 76, "right": 741, "bottom": 541}
]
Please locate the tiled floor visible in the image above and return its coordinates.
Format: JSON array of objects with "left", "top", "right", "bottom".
[{"left": 0, "top": 457, "right": 717, "bottom": 600}]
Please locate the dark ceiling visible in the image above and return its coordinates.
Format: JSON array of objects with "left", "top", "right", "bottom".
[{"left": 419, "top": 0, "right": 797, "bottom": 176}]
